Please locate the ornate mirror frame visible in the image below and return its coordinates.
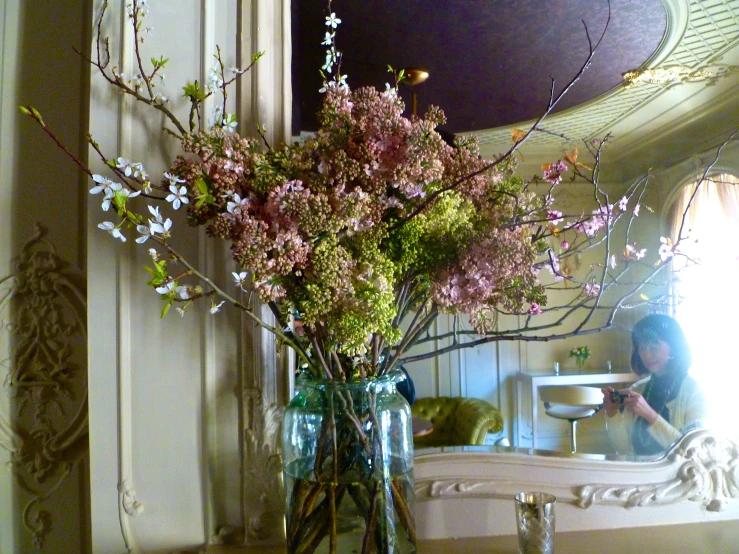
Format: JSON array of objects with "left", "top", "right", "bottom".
[{"left": 414, "top": 429, "right": 739, "bottom": 539}]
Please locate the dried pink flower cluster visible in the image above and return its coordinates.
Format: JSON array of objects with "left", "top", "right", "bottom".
[{"left": 164, "top": 85, "right": 549, "bottom": 347}]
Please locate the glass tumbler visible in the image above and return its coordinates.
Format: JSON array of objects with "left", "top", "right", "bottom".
[{"left": 514, "top": 491, "right": 556, "bottom": 554}]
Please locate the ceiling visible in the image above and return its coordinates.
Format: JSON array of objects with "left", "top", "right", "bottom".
[{"left": 292, "top": 0, "right": 739, "bottom": 182}]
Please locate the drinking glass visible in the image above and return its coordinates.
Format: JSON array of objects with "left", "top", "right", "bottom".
[{"left": 514, "top": 491, "right": 556, "bottom": 554}]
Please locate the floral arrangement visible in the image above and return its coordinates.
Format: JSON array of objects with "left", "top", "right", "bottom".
[
  {"left": 569, "top": 345, "right": 592, "bottom": 368},
  {"left": 21, "top": 0, "right": 683, "bottom": 385}
]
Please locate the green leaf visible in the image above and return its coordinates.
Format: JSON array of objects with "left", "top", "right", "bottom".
[
  {"left": 151, "top": 56, "right": 169, "bottom": 69},
  {"left": 21, "top": 106, "right": 45, "bottom": 126},
  {"left": 195, "top": 177, "right": 207, "bottom": 194},
  {"left": 161, "top": 300, "right": 172, "bottom": 319},
  {"left": 251, "top": 50, "right": 266, "bottom": 64},
  {"left": 182, "top": 81, "right": 206, "bottom": 102}
]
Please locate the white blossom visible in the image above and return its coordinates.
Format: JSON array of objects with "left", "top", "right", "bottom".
[
  {"left": 119, "top": 188, "right": 141, "bottom": 200},
  {"left": 136, "top": 224, "right": 154, "bottom": 244},
  {"left": 210, "top": 301, "right": 225, "bottom": 314},
  {"left": 101, "top": 189, "right": 116, "bottom": 212},
  {"left": 222, "top": 114, "right": 238, "bottom": 133},
  {"left": 325, "top": 12, "right": 341, "bottom": 28},
  {"left": 232, "top": 271, "right": 249, "bottom": 290},
  {"left": 155, "top": 281, "right": 175, "bottom": 295},
  {"left": 175, "top": 285, "right": 190, "bottom": 300},
  {"left": 163, "top": 172, "right": 185, "bottom": 186},
  {"left": 209, "top": 105, "right": 224, "bottom": 128},
  {"left": 98, "top": 221, "right": 126, "bottom": 242},
  {"left": 227, "top": 194, "right": 248, "bottom": 215},
  {"left": 149, "top": 217, "right": 172, "bottom": 236},
  {"left": 166, "top": 185, "right": 189, "bottom": 210},
  {"left": 90, "top": 174, "right": 122, "bottom": 195}
]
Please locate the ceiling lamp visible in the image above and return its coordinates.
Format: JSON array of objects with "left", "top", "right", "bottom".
[{"left": 402, "top": 67, "right": 429, "bottom": 116}]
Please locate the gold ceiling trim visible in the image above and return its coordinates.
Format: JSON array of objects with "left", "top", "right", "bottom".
[
  {"left": 622, "top": 66, "right": 712, "bottom": 86},
  {"left": 623, "top": 64, "right": 739, "bottom": 87}
]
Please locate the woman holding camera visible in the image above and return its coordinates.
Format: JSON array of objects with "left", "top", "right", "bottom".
[{"left": 601, "top": 314, "right": 707, "bottom": 455}]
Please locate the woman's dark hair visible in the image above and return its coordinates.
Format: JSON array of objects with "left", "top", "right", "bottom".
[{"left": 630, "top": 314, "right": 692, "bottom": 376}]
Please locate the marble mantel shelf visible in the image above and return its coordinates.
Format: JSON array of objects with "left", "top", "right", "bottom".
[{"left": 205, "top": 519, "right": 739, "bottom": 554}]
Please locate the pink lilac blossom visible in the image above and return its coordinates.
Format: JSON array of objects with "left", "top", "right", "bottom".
[
  {"left": 543, "top": 160, "right": 568, "bottom": 185},
  {"left": 431, "top": 227, "right": 541, "bottom": 332},
  {"left": 163, "top": 83, "right": 553, "bottom": 346},
  {"left": 625, "top": 244, "right": 647, "bottom": 260},
  {"left": 547, "top": 252, "right": 564, "bottom": 283},
  {"left": 584, "top": 283, "right": 600, "bottom": 297},
  {"left": 547, "top": 210, "right": 563, "bottom": 225}
]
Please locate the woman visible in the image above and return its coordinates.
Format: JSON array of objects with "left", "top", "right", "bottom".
[{"left": 601, "top": 314, "right": 706, "bottom": 455}]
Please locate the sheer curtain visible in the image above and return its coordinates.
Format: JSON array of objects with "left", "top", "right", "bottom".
[{"left": 669, "top": 173, "right": 739, "bottom": 435}]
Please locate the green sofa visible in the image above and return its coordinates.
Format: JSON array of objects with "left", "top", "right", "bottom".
[{"left": 411, "top": 396, "right": 504, "bottom": 448}]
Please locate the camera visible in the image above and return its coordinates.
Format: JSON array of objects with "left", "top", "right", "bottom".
[{"left": 610, "top": 390, "right": 629, "bottom": 403}]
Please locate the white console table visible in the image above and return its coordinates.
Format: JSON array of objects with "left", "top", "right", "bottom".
[{"left": 514, "top": 372, "right": 638, "bottom": 449}]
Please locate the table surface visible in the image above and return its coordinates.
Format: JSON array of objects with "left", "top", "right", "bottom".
[{"left": 206, "top": 519, "right": 739, "bottom": 553}]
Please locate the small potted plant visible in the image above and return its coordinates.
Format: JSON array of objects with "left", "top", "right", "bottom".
[{"left": 569, "top": 346, "right": 591, "bottom": 370}]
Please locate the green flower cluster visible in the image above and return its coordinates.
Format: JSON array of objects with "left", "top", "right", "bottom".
[{"left": 569, "top": 346, "right": 592, "bottom": 368}]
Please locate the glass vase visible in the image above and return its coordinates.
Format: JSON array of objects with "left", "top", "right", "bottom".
[{"left": 281, "top": 370, "right": 416, "bottom": 554}]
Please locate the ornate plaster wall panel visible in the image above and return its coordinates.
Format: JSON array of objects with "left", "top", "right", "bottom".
[{"left": 0, "top": 225, "right": 88, "bottom": 549}]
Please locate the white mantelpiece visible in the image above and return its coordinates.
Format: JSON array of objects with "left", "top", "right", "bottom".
[{"left": 414, "top": 429, "right": 739, "bottom": 540}]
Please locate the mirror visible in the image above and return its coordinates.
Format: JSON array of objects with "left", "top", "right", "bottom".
[{"left": 292, "top": 0, "right": 739, "bottom": 459}]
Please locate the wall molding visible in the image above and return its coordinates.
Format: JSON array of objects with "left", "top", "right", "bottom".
[
  {"left": 237, "top": 0, "right": 293, "bottom": 545},
  {"left": 0, "top": 224, "right": 88, "bottom": 548}
]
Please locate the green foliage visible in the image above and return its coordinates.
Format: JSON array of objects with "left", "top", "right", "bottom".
[
  {"left": 182, "top": 81, "right": 206, "bottom": 103},
  {"left": 150, "top": 56, "right": 169, "bottom": 69},
  {"left": 144, "top": 258, "right": 168, "bottom": 287}
]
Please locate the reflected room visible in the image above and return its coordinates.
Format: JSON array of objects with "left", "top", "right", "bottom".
[{"left": 292, "top": 0, "right": 739, "bottom": 460}]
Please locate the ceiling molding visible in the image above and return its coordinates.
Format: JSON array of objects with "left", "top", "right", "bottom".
[
  {"left": 650, "top": 0, "right": 691, "bottom": 68},
  {"left": 473, "top": 0, "right": 739, "bottom": 175}
]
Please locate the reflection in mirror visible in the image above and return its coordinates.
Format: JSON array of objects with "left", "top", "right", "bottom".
[{"left": 292, "top": 0, "right": 739, "bottom": 460}]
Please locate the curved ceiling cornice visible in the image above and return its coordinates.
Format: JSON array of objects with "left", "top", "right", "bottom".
[
  {"left": 470, "top": 0, "right": 739, "bottom": 176},
  {"left": 293, "top": 0, "right": 667, "bottom": 134}
]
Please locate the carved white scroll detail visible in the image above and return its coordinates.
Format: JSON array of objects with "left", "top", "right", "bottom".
[{"left": 577, "top": 431, "right": 739, "bottom": 511}]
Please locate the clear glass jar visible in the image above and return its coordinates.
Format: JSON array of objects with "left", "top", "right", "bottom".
[{"left": 282, "top": 370, "right": 416, "bottom": 554}]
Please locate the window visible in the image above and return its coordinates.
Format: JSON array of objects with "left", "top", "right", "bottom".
[{"left": 668, "top": 173, "right": 739, "bottom": 435}]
